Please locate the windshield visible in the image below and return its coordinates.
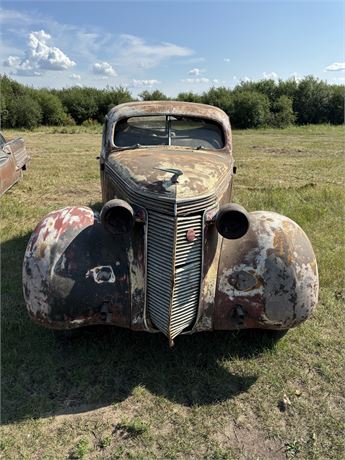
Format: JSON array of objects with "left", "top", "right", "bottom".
[{"left": 114, "top": 115, "right": 224, "bottom": 150}]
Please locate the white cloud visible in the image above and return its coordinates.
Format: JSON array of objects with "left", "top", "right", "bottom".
[
  {"left": 224, "top": 58, "right": 230, "bottom": 63},
  {"left": 28, "top": 30, "right": 75, "bottom": 70},
  {"left": 182, "top": 77, "right": 210, "bottom": 83},
  {"left": 4, "top": 29, "right": 75, "bottom": 76},
  {"left": 188, "top": 68, "right": 204, "bottom": 76},
  {"left": 117, "top": 34, "right": 193, "bottom": 69},
  {"left": 93, "top": 61, "right": 117, "bottom": 77},
  {"left": 70, "top": 73, "right": 81, "bottom": 80},
  {"left": 181, "top": 77, "right": 220, "bottom": 84},
  {"left": 130, "top": 79, "right": 160, "bottom": 88},
  {"left": 325, "top": 62, "right": 345, "bottom": 72},
  {"left": 3, "top": 55, "right": 21, "bottom": 67},
  {"left": 0, "top": 9, "right": 34, "bottom": 25},
  {"left": 1, "top": 10, "right": 195, "bottom": 87},
  {"left": 263, "top": 71, "right": 278, "bottom": 80}
]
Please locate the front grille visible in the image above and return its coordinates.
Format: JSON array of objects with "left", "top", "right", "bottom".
[
  {"left": 147, "top": 211, "right": 203, "bottom": 341},
  {"left": 146, "top": 211, "right": 175, "bottom": 336},
  {"left": 170, "top": 214, "right": 202, "bottom": 339},
  {"left": 105, "top": 164, "right": 210, "bottom": 340}
]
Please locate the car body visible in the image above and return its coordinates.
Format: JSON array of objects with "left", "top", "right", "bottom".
[
  {"left": 0, "top": 132, "right": 29, "bottom": 197},
  {"left": 23, "top": 102, "right": 319, "bottom": 345}
]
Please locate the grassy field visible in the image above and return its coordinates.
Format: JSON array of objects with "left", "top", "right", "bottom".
[{"left": 1, "top": 125, "right": 344, "bottom": 459}]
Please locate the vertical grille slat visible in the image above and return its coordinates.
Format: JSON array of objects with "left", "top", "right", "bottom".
[
  {"left": 147, "top": 211, "right": 203, "bottom": 341},
  {"left": 146, "top": 211, "right": 175, "bottom": 337},
  {"left": 170, "top": 214, "right": 203, "bottom": 339}
]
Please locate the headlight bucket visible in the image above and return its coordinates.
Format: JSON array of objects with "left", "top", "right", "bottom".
[
  {"left": 100, "top": 199, "right": 134, "bottom": 235},
  {"left": 216, "top": 203, "right": 249, "bottom": 239}
]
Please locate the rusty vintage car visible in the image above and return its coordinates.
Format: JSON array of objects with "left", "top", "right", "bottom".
[
  {"left": 23, "top": 102, "right": 318, "bottom": 345},
  {"left": 0, "top": 132, "right": 29, "bottom": 197}
]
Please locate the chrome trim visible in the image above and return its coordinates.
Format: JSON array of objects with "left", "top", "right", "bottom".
[{"left": 146, "top": 211, "right": 203, "bottom": 341}]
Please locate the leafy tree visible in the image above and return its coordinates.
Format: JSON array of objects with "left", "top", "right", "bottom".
[
  {"left": 35, "top": 90, "right": 67, "bottom": 125},
  {"left": 327, "top": 85, "right": 344, "bottom": 125},
  {"left": 277, "top": 78, "right": 299, "bottom": 100},
  {"left": 234, "top": 79, "right": 278, "bottom": 104},
  {"left": 232, "top": 91, "right": 270, "bottom": 128},
  {"left": 58, "top": 87, "right": 99, "bottom": 124},
  {"left": 0, "top": 75, "right": 26, "bottom": 128},
  {"left": 201, "top": 86, "right": 233, "bottom": 115},
  {"left": 95, "top": 86, "right": 133, "bottom": 122},
  {"left": 139, "top": 90, "right": 169, "bottom": 101},
  {"left": 252, "top": 79, "right": 279, "bottom": 103},
  {"left": 176, "top": 92, "right": 202, "bottom": 103},
  {"left": 1, "top": 74, "right": 343, "bottom": 129},
  {"left": 271, "top": 95, "right": 295, "bottom": 128},
  {"left": 11, "top": 94, "right": 42, "bottom": 129},
  {"left": 294, "top": 76, "right": 331, "bottom": 124}
]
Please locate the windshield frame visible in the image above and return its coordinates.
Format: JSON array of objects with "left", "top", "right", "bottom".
[{"left": 112, "top": 114, "right": 226, "bottom": 152}]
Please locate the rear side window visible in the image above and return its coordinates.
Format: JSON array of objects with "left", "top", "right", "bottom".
[{"left": 114, "top": 115, "right": 224, "bottom": 150}]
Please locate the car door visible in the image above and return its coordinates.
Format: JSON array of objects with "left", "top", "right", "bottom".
[{"left": 0, "top": 134, "right": 19, "bottom": 196}]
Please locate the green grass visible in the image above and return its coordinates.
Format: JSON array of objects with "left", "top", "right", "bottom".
[{"left": 1, "top": 125, "right": 344, "bottom": 459}]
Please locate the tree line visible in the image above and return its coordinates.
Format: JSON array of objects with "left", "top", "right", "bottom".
[{"left": 0, "top": 74, "right": 343, "bottom": 130}]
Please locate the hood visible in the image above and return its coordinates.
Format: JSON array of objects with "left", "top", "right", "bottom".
[{"left": 108, "top": 148, "right": 231, "bottom": 200}]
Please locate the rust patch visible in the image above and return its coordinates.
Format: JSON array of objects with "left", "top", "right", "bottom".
[
  {"left": 0, "top": 134, "right": 29, "bottom": 197},
  {"left": 186, "top": 228, "right": 196, "bottom": 242},
  {"left": 214, "top": 211, "right": 318, "bottom": 331}
]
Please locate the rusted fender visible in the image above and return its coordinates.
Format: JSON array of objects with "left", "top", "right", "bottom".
[
  {"left": 22, "top": 206, "right": 131, "bottom": 329},
  {"left": 214, "top": 211, "right": 318, "bottom": 330}
]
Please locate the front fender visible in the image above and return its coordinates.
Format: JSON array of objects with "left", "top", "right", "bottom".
[
  {"left": 214, "top": 211, "right": 318, "bottom": 330},
  {"left": 23, "top": 206, "right": 131, "bottom": 329}
]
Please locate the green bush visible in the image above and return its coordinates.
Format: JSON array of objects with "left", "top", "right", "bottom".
[
  {"left": 271, "top": 95, "right": 295, "bottom": 128},
  {"left": 1, "top": 74, "right": 343, "bottom": 129},
  {"left": 277, "top": 78, "right": 298, "bottom": 100},
  {"left": 58, "top": 87, "right": 99, "bottom": 124},
  {"left": 81, "top": 118, "right": 99, "bottom": 127},
  {"left": 177, "top": 92, "right": 202, "bottom": 103},
  {"left": 327, "top": 85, "right": 344, "bottom": 125},
  {"left": 35, "top": 90, "right": 67, "bottom": 125},
  {"left": 95, "top": 86, "right": 133, "bottom": 122},
  {"left": 232, "top": 91, "right": 271, "bottom": 128},
  {"left": 234, "top": 79, "right": 279, "bottom": 104},
  {"left": 10, "top": 94, "right": 43, "bottom": 129},
  {"left": 201, "top": 86, "right": 233, "bottom": 115},
  {"left": 0, "top": 75, "right": 26, "bottom": 128},
  {"left": 294, "top": 75, "right": 331, "bottom": 124},
  {"left": 139, "top": 90, "right": 169, "bottom": 101}
]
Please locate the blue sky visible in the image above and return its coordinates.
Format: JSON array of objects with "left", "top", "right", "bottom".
[{"left": 1, "top": 1, "right": 344, "bottom": 96}]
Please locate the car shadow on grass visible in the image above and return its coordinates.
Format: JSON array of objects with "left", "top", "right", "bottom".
[{"left": 1, "top": 231, "right": 281, "bottom": 423}]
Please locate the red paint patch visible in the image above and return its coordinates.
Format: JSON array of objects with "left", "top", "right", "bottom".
[{"left": 186, "top": 228, "right": 196, "bottom": 242}]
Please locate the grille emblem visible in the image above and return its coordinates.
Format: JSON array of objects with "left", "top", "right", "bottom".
[{"left": 186, "top": 228, "right": 196, "bottom": 242}]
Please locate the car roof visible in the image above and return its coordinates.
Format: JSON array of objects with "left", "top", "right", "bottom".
[{"left": 107, "top": 101, "right": 230, "bottom": 128}]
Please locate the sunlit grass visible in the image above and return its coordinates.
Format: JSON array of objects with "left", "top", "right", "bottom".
[{"left": 1, "top": 125, "right": 344, "bottom": 459}]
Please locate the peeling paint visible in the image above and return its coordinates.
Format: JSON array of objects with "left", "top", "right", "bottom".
[
  {"left": 214, "top": 211, "right": 319, "bottom": 330},
  {"left": 86, "top": 266, "right": 116, "bottom": 284},
  {"left": 23, "top": 102, "right": 318, "bottom": 340}
]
